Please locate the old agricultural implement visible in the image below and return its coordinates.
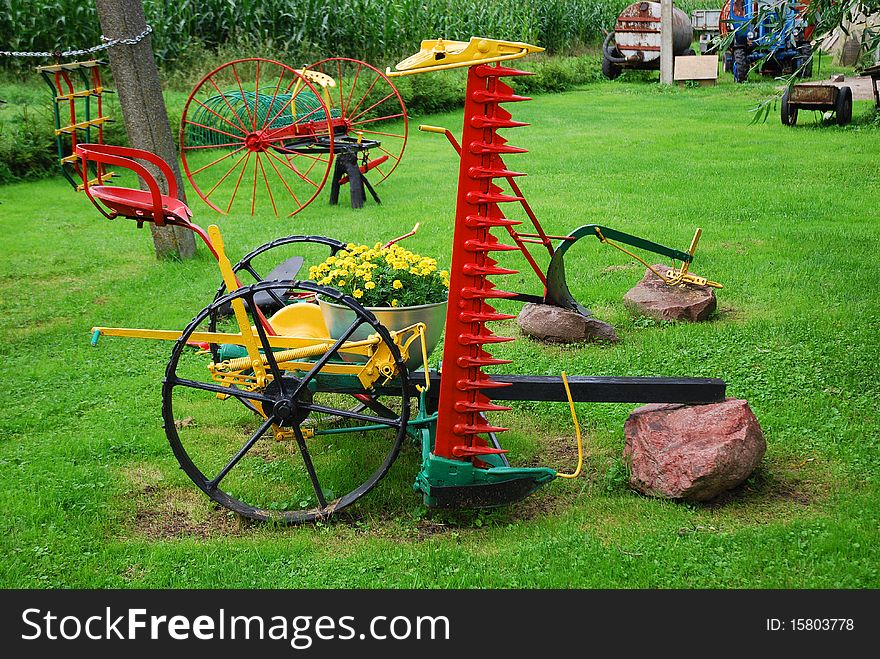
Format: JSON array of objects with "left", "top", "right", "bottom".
[
  {"left": 180, "top": 57, "right": 408, "bottom": 216},
  {"left": 81, "top": 38, "right": 726, "bottom": 522},
  {"left": 720, "top": 0, "right": 814, "bottom": 82},
  {"left": 36, "top": 59, "right": 116, "bottom": 190},
  {"left": 601, "top": 2, "right": 695, "bottom": 80},
  {"left": 780, "top": 82, "right": 853, "bottom": 126}
]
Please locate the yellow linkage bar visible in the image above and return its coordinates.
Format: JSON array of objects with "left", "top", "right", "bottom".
[{"left": 556, "top": 372, "right": 584, "bottom": 479}]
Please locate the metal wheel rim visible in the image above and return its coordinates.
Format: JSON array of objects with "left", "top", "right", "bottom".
[
  {"left": 163, "top": 280, "right": 411, "bottom": 523},
  {"left": 180, "top": 58, "right": 335, "bottom": 217},
  {"left": 303, "top": 57, "right": 408, "bottom": 185}
]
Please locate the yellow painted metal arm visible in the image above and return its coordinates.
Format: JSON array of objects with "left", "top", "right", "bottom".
[
  {"left": 91, "top": 326, "right": 381, "bottom": 356},
  {"left": 418, "top": 125, "right": 448, "bottom": 134},
  {"left": 387, "top": 37, "right": 544, "bottom": 77}
]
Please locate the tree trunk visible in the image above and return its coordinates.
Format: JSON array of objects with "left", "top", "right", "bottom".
[{"left": 94, "top": 0, "right": 196, "bottom": 259}]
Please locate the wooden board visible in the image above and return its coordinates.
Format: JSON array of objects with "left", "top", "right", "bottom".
[{"left": 673, "top": 55, "right": 719, "bottom": 83}]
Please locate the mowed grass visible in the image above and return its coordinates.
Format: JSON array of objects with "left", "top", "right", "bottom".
[{"left": 0, "top": 77, "right": 878, "bottom": 588}]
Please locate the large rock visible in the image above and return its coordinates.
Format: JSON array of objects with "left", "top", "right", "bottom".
[
  {"left": 517, "top": 303, "right": 618, "bottom": 343},
  {"left": 624, "top": 265, "right": 716, "bottom": 322},
  {"left": 623, "top": 398, "right": 765, "bottom": 501}
]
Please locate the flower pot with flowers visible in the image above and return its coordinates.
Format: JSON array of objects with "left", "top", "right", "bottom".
[{"left": 309, "top": 242, "right": 449, "bottom": 368}]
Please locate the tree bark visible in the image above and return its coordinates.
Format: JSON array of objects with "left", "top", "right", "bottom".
[{"left": 94, "top": 0, "right": 196, "bottom": 259}]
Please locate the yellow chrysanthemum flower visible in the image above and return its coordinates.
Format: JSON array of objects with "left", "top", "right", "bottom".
[
  {"left": 391, "top": 299, "right": 398, "bottom": 307},
  {"left": 392, "top": 279, "right": 403, "bottom": 289},
  {"left": 365, "top": 281, "right": 376, "bottom": 290},
  {"left": 353, "top": 289, "right": 363, "bottom": 298}
]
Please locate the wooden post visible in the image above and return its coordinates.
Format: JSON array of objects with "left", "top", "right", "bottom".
[
  {"left": 660, "top": 0, "right": 674, "bottom": 85},
  {"left": 94, "top": 0, "right": 196, "bottom": 259}
]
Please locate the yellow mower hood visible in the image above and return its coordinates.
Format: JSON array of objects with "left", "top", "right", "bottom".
[{"left": 387, "top": 37, "right": 544, "bottom": 76}]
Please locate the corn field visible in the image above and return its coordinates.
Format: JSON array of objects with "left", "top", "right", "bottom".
[{"left": 1, "top": 0, "right": 703, "bottom": 70}]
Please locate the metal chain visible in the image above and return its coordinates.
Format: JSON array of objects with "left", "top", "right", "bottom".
[{"left": 0, "top": 24, "right": 153, "bottom": 59}]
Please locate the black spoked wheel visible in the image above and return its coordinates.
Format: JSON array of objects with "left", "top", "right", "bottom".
[
  {"left": 163, "top": 280, "right": 412, "bottom": 523},
  {"left": 211, "top": 234, "right": 347, "bottom": 314},
  {"left": 781, "top": 87, "right": 798, "bottom": 126},
  {"left": 835, "top": 86, "right": 852, "bottom": 126}
]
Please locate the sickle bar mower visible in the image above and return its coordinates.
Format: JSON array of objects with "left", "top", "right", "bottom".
[
  {"left": 77, "top": 38, "right": 726, "bottom": 522},
  {"left": 388, "top": 38, "right": 724, "bottom": 508}
]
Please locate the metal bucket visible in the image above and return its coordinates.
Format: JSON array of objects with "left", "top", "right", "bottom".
[{"left": 317, "top": 297, "right": 447, "bottom": 370}]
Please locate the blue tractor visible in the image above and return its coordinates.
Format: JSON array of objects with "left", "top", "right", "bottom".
[{"left": 722, "top": 0, "right": 814, "bottom": 82}]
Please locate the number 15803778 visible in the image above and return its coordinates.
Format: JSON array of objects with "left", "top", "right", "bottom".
[{"left": 766, "top": 618, "right": 854, "bottom": 631}]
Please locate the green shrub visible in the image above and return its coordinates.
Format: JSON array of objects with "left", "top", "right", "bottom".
[{"left": 0, "top": 105, "right": 57, "bottom": 184}]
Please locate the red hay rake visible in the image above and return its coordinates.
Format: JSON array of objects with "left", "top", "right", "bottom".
[{"left": 180, "top": 57, "right": 408, "bottom": 217}]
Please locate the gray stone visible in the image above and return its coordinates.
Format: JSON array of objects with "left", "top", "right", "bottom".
[
  {"left": 623, "top": 398, "right": 766, "bottom": 502},
  {"left": 517, "top": 303, "right": 618, "bottom": 343},
  {"left": 623, "top": 265, "right": 716, "bottom": 322}
]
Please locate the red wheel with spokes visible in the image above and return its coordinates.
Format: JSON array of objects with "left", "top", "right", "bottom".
[
  {"left": 180, "top": 58, "right": 335, "bottom": 217},
  {"left": 302, "top": 57, "right": 408, "bottom": 185}
]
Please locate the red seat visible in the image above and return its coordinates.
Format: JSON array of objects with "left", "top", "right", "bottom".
[
  {"left": 87, "top": 185, "right": 192, "bottom": 224},
  {"left": 75, "top": 143, "right": 193, "bottom": 227}
]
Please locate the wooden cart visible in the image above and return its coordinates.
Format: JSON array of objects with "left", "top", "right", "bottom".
[{"left": 781, "top": 83, "right": 853, "bottom": 126}]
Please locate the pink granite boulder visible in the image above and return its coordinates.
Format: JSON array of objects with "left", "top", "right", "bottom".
[{"left": 623, "top": 398, "right": 765, "bottom": 501}]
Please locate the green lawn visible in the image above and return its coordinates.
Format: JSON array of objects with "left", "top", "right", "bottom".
[{"left": 0, "top": 76, "right": 878, "bottom": 588}]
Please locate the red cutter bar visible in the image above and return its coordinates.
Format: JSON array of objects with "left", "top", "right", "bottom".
[{"left": 433, "top": 63, "right": 533, "bottom": 462}]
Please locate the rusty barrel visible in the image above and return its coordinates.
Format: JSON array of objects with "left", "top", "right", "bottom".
[{"left": 614, "top": 1, "right": 694, "bottom": 63}]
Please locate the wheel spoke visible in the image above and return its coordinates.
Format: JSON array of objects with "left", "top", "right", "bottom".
[
  {"left": 262, "top": 62, "right": 289, "bottom": 130},
  {"left": 191, "top": 97, "right": 249, "bottom": 137},
  {"left": 300, "top": 403, "right": 401, "bottom": 427},
  {"left": 230, "top": 62, "right": 257, "bottom": 131},
  {"left": 207, "top": 76, "right": 252, "bottom": 135},
  {"left": 347, "top": 91, "right": 397, "bottom": 124},
  {"left": 225, "top": 151, "right": 252, "bottom": 213},
  {"left": 247, "top": 291, "right": 287, "bottom": 396},
  {"left": 169, "top": 376, "right": 275, "bottom": 406},
  {"left": 253, "top": 60, "right": 261, "bottom": 132},
  {"left": 256, "top": 152, "right": 278, "bottom": 216},
  {"left": 291, "top": 316, "right": 363, "bottom": 398},
  {"left": 293, "top": 424, "right": 327, "bottom": 508},
  {"left": 190, "top": 145, "right": 246, "bottom": 177},
  {"left": 335, "top": 59, "right": 344, "bottom": 112},
  {"left": 346, "top": 73, "right": 381, "bottom": 121},
  {"left": 239, "top": 262, "right": 263, "bottom": 282},
  {"left": 183, "top": 141, "right": 242, "bottom": 151},
  {"left": 355, "top": 128, "right": 406, "bottom": 140},
  {"left": 263, "top": 149, "right": 304, "bottom": 207},
  {"left": 183, "top": 119, "right": 245, "bottom": 144},
  {"left": 203, "top": 149, "right": 250, "bottom": 201},
  {"left": 265, "top": 149, "right": 321, "bottom": 189},
  {"left": 260, "top": 86, "right": 298, "bottom": 135},
  {"left": 208, "top": 414, "right": 277, "bottom": 488},
  {"left": 344, "top": 61, "right": 362, "bottom": 116},
  {"left": 350, "top": 112, "right": 405, "bottom": 127}
]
